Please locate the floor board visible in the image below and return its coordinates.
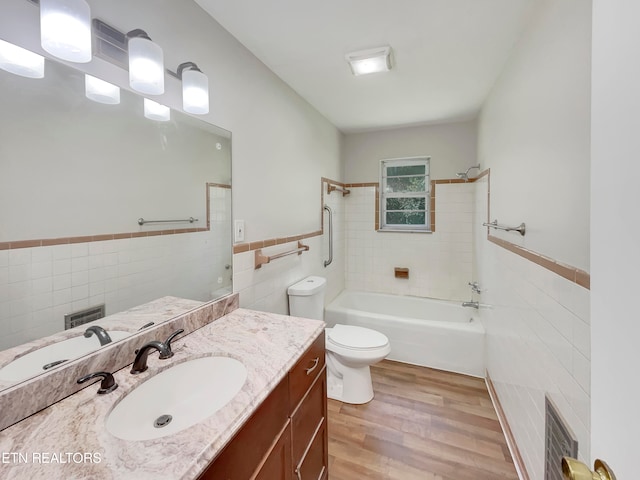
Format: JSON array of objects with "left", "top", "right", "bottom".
[{"left": 327, "top": 360, "right": 518, "bottom": 480}]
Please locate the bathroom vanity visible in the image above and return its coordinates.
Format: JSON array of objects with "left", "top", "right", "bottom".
[
  {"left": 200, "top": 332, "right": 327, "bottom": 479},
  {"left": 0, "top": 304, "right": 327, "bottom": 480}
]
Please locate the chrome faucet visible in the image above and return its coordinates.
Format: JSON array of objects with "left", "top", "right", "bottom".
[
  {"left": 462, "top": 301, "right": 479, "bottom": 309},
  {"left": 130, "top": 329, "right": 184, "bottom": 374},
  {"left": 84, "top": 326, "right": 112, "bottom": 346}
]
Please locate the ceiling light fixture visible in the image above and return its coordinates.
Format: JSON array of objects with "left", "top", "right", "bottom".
[
  {"left": 127, "top": 29, "right": 164, "bottom": 95},
  {"left": 345, "top": 46, "right": 392, "bottom": 76},
  {"left": 144, "top": 98, "right": 170, "bottom": 121},
  {"left": 0, "top": 39, "right": 45, "bottom": 78},
  {"left": 40, "top": 0, "right": 92, "bottom": 63},
  {"left": 177, "top": 61, "right": 209, "bottom": 115},
  {"left": 85, "top": 74, "right": 120, "bottom": 104}
]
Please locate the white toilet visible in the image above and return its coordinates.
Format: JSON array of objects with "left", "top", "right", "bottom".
[{"left": 288, "top": 276, "right": 390, "bottom": 404}]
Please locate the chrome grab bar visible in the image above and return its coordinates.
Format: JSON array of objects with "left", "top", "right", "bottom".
[
  {"left": 323, "top": 205, "right": 333, "bottom": 267},
  {"left": 482, "top": 219, "right": 526, "bottom": 236},
  {"left": 138, "top": 217, "right": 198, "bottom": 226}
]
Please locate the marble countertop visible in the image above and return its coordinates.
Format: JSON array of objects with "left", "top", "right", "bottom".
[{"left": 0, "top": 308, "right": 325, "bottom": 479}]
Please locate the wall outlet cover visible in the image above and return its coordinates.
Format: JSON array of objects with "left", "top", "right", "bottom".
[{"left": 234, "top": 220, "right": 245, "bottom": 242}]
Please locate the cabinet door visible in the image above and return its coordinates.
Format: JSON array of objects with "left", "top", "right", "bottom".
[
  {"left": 291, "top": 368, "right": 326, "bottom": 464},
  {"left": 199, "top": 377, "right": 289, "bottom": 480},
  {"left": 294, "top": 420, "right": 328, "bottom": 480},
  {"left": 254, "top": 423, "right": 293, "bottom": 480},
  {"left": 292, "top": 371, "right": 328, "bottom": 480}
]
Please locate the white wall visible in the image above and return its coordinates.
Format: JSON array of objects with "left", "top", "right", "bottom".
[
  {"left": 477, "top": 0, "right": 591, "bottom": 272},
  {"left": 0, "top": 59, "right": 229, "bottom": 241},
  {"left": 342, "top": 120, "right": 478, "bottom": 302},
  {"left": 343, "top": 120, "right": 478, "bottom": 183},
  {"left": 475, "top": 0, "right": 592, "bottom": 477},
  {"left": 591, "top": 1, "right": 640, "bottom": 478},
  {"left": 0, "top": 0, "right": 343, "bottom": 243},
  {"left": 234, "top": 180, "right": 346, "bottom": 313},
  {"left": 474, "top": 178, "right": 590, "bottom": 478},
  {"left": 1, "top": 1, "right": 343, "bottom": 319}
]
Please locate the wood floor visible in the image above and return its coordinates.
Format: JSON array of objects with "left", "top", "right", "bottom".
[{"left": 327, "top": 360, "right": 518, "bottom": 480}]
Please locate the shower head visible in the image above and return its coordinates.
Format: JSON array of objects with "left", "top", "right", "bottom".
[{"left": 455, "top": 164, "right": 481, "bottom": 182}]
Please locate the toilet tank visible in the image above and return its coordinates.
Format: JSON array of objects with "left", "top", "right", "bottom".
[{"left": 287, "top": 276, "right": 326, "bottom": 320}]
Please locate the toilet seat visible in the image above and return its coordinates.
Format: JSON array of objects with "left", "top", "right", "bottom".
[{"left": 326, "top": 324, "right": 389, "bottom": 351}]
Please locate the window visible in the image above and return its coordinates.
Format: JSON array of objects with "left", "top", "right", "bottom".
[{"left": 380, "top": 156, "right": 430, "bottom": 232}]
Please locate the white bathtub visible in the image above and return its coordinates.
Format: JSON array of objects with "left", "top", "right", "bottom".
[{"left": 324, "top": 291, "right": 485, "bottom": 377}]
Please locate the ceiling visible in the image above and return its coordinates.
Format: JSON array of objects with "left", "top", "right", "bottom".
[{"left": 195, "top": 0, "right": 535, "bottom": 133}]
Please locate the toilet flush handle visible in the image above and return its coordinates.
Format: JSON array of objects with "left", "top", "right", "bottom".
[{"left": 305, "top": 357, "right": 320, "bottom": 375}]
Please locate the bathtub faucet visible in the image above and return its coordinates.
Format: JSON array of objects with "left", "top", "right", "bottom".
[{"left": 462, "top": 300, "right": 479, "bottom": 309}]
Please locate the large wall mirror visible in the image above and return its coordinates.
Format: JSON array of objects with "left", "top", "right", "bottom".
[{"left": 0, "top": 54, "right": 233, "bottom": 391}]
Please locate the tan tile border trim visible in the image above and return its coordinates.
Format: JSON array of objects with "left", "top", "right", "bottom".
[
  {"left": 485, "top": 372, "right": 531, "bottom": 480},
  {"left": 477, "top": 168, "right": 590, "bottom": 290},
  {"left": 488, "top": 236, "right": 590, "bottom": 289},
  {"left": 0, "top": 183, "right": 231, "bottom": 251},
  {"left": 233, "top": 232, "right": 323, "bottom": 255}
]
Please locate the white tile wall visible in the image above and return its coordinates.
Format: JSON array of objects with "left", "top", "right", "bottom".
[
  {"left": 345, "top": 183, "right": 474, "bottom": 301},
  {"left": 473, "top": 177, "right": 591, "bottom": 478},
  {"left": 0, "top": 186, "right": 232, "bottom": 351}
]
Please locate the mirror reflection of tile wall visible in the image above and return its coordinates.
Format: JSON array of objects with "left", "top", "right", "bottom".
[{"left": 0, "top": 57, "right": 233, "bottom": 388}]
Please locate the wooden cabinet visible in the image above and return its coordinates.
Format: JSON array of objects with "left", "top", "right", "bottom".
[
  {"left": 198, "top": 332, "right": 328, "bottom": 480},
  {"left": 291, "top": 370, "right": 327, "bottom": 480}
]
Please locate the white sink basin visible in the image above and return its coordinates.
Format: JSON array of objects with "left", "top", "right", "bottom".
[
  {"left": 0, "top": 331, "right": 131, "bottom": 383},
  {"left": 105, "top": 356, "right": 247, "bottom": 441}
]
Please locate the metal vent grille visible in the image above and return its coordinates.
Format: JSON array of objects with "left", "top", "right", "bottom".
[
  {"left": 92, "top": 19, "right": 128, "bottom": 69},
  {"left": 545, "top": 396, "right": 578, "bottom": 480},
  {"left": 64, "top": 304, "right": 106, "bottom": 330}
]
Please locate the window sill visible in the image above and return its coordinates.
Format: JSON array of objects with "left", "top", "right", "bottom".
[{"left": 378, "top": 227, "right": 432, "bottom": 234}]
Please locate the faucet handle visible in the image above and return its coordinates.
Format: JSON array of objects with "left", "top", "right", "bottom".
[
  {"left": 77, "top": 371, "right": 118, "bottom": 394},
  {"left": 159, "top": 329, "right": 185, "bottom": 359},
  {"left": 468, "top": 281, "right": 482, "bottom": 293}
]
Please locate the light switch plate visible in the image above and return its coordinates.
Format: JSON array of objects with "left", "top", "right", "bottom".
[{"left": 234, "top": 220, "right": 245, "bottom": 242}]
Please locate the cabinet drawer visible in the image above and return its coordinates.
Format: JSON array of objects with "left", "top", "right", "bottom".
[
  {"left": 294, "top": 419, "right": 327, "bottom": 480},
  {"left": 291, "top": 368, "right": 326, "bottom": 464},
  {"left": 289, "top": 333, "right": 325, "bottom": 412}
]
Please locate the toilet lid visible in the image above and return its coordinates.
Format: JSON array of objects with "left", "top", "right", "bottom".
[{"left": 328, "top": 324, "right": 389, "bottom": 350}]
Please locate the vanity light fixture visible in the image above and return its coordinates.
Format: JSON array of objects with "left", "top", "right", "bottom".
[
  {"left": 177, "top": 62, "right": 209, "bottom": 115},
  {"left": 40, "top": 0, "right": 92, "bottom": 63},
  {"left": 127, "top": 29, "right": 164, "bottom": 95},
  {"left": 345, "top": 46, "right": 392, "bottom": 76},
  {"left": 144, "top": 98, "right": 170, "bottom": 122},
  {"left": 85, "top": 74, "right": 120, "bottom": 105},
  {"left": 0, "top": 39, "right": 45, "bottom": 78}
]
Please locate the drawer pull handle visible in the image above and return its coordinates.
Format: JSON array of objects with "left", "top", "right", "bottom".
[{"left": 305, "top": 357, "right": 320, "bottom": 375}]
